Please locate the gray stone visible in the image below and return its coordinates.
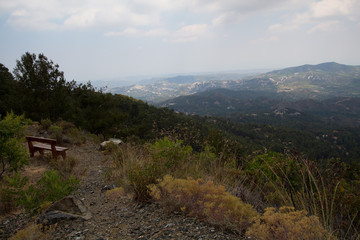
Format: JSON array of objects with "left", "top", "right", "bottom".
[{"left": 38, "top": 196, "right": 92, "bottom": 225}]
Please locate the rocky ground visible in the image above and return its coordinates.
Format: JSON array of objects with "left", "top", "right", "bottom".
[{"left": 1, "top": 132, "right": 244, "bottom": 239}]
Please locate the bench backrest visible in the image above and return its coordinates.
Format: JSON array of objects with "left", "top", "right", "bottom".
[{"left": 26, "top": 136, "right": 57, "bottom": 145}]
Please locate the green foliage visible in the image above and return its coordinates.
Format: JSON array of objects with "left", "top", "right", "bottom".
[
  {"left": 40, "top": 118, "right": 52, "bottom": 130},
  {"left": 0, "top": 173, "right": 28, "bottom": 212},
  {"left": 0, "top": 112, "right": 29, "bottom": 177},
  {"left": 67, "top": 127, "right": 86, "bottom": 145},
  {"left": 150, "top": 175, "right": 259, "bottom": 234},
  {"left": 0, "top": 64, "right": 18, "bottom": 116},
  {"left": 243, "top": 153, "right": 360, "bottom": 239},
  {"left": 13, "top": 52, "right": 75, "bottom": 121},
  {"left": 245, "top": 152, "right": 301, "bottom": 191},
  {"left": 246, "top": 207, "right": 336, "bottom": 240},
  {"left": 49, "top": 125, "right": 63, "bottom": 144},
  {"left": 151, "top": 137, "right": 192, "bottom": 171},
  {"left": 127, "top": 137, "right": 193, "bottom": 201},
  {"left": 1, "top": 170, "right": 79, "bottom": 214},
  {"left": 128, "top": 163, "right": 160, "bottom": 202},
  {"left": 35, "top": 170, "right": 79, "bottom": 202}
]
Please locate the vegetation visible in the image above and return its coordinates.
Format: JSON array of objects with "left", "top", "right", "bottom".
[
  {"left": 0, "top": 170, "right": 79, "bottom": 214},
  {"left": 0, "top": 112, "right": 29, "bottom": 177},
  {"left": 150, "top": 175, "right": 259, "bottom": 234},
  {"left": 246, "top": 207, "right": 336, "bottom": 240},
  {"left": 1, "top": 53, "right": 359, "bottom": 239},
  {"left": 9, "top": 223, "right": 54, "bottom": 240}
]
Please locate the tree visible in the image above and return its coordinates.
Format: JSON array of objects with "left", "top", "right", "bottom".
[
  {"left": 13, "top": 52, "right": 73, "bottom": 121},
  {"left": 0, "top": 64, "right": 18, "bottom": 116},
  {"left": 0, "top": 112, "right": 29, "bottom": 178}
]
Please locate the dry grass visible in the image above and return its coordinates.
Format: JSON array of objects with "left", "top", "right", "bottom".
[
  {"left": 246, "top": 207, "right": 337, "bottom": 240},
  {"left": 9, "top": 223, "right": 55, "bottom": 240},
  {"left": 150, "top": 175, "right": 259, "bottom": 234}
]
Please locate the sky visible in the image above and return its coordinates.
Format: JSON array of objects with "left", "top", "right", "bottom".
[{"left": 0, "top": 0, "right": 360, "bottom": 83}]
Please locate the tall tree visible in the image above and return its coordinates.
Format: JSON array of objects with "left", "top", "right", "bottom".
[
  {"left": 0, "top": 64, "right": 18, "bottom": 116},
  {"left": 13, "top": 52, "right": 72, "bottom": 120}
]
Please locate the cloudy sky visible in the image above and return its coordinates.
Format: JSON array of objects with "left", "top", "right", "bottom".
[{"left": 1, "top": 0, "right": 360, "bottom": 83}]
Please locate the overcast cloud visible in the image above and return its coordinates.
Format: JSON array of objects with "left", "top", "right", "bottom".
[{"left": 0, "top": 0, "right": 359, "bottom": 82}]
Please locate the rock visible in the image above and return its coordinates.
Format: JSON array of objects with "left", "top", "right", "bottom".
[
  {"left": 101, "top": 184, "right": 117, "bottom": 192},
  {"left": 100, "top": 138, "right": 123, "bottom": 150},
  {"left": 38, "top": 196, "right": 92, "bottom": 225}
]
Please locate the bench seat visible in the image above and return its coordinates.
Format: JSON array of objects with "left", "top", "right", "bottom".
[{"left": 26, "top": 136, "right": 68, "bottom": 159}]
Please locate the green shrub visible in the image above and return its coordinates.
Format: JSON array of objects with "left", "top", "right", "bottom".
[
  {"left": 150, "top": 175, "right": 259, "bottom": 234},
  {"left": 1, "top": 170, "right": 79, "bottom": 214},
  {"left": 245, "top": 152, "right": 301, "bottom": 190},
  {"left": 0, "top": 173, "right": 28, "bottom": 213},
  {"left": 67, "top": 128, "right": 86, "bottom": 145},
  {"left": 128, "top": 162, "right": 160, "bottom": 201},
  {"left": 0, "top": 112, "right": 29, "bottom": 177},
  {"left": 151, "top": 137, "right": 192, "bottom": 172},
  {"left": 246, "top": 206, "right": 336, "bottom": 240},
  {"left": 40, "top": 118, "right": 52, "bottom": 130},
  {"left": 34, "top": 170, "right": 78, "bottom": 202},
  {"left": 49, "top": 125, "right": 63, "bottom": 144},
  {"left": 127, "top": 137, "right": 192, "bottom": 201},
  {"left": 244, "top": 152, "right": 303, "bottom": 207}
]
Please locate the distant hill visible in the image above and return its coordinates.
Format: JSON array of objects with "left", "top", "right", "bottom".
[
  {"left": 109, "top": 62, "right": 360, "bottom": 103},
  {"left": 241, "top": 62, "right": 360, "bottom": 99},
  {"left": 108, "top": 73, "right": 251, "bottom": 103}
]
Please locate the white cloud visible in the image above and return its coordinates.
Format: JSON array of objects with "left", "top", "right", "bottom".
[
  {"left": 307, "top": 20, "right": 341, "bottom": 34},
  {"left": 269, "top": 0, "right": 360, "bottom": 33},
  {"left": 1, "top": 0, "right": 162, "bottom": 30},
  {"left": 171, "top": 24, "right": 209, "bottom": 42},
  {"left": 1, "top": 0, "right": 358, "bottom": 39},
  {"left": 309, "top": 0, "right": 354, "bottom": 19},
  {"left": 106, "top": 24, "right": 209, "bottom": 43},
  {"left": 0, "top": 0, "right": 314, "bottom": 31},
  {"left": 105, "top": 27, "right": 168, "bottom": 37},
  {"left": 252, "top": 35, "right": 278, "bottom": 43}
]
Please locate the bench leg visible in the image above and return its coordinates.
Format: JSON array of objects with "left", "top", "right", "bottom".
[{"left": 54, "top": 151, "right": 66, "bottom": 160}]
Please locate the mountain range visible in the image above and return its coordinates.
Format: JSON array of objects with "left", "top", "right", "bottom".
[
  {"left": 108, "top": 62, "right": 360, "bottom": 103},
  {"left": 158, "top": 62, "right": 360, "bottom": 127}
]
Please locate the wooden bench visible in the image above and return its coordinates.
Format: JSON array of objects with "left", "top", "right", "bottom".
[{"left": 26, "top": 136, "right": 68, "bottom": 159}]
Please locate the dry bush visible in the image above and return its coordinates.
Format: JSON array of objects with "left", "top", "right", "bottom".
[
  {"left": 150, "top": 175, "right": 259, "bottom": 234},
  {"left": 106, "top": 187, "right": 125, "bottom": 200},
  {"left": 10, "top": 223, "right": 54, "bottom": 240},
  {"left": 246, "top": 206, "right": 336, "bottom": 240}
]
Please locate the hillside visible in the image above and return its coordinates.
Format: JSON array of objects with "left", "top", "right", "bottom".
[
  {"left": 242, "top": 62, "right": 360, "bottom": 99},
  {"left": 160, "top": 89, "right": 360, "bottom": 127}
]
